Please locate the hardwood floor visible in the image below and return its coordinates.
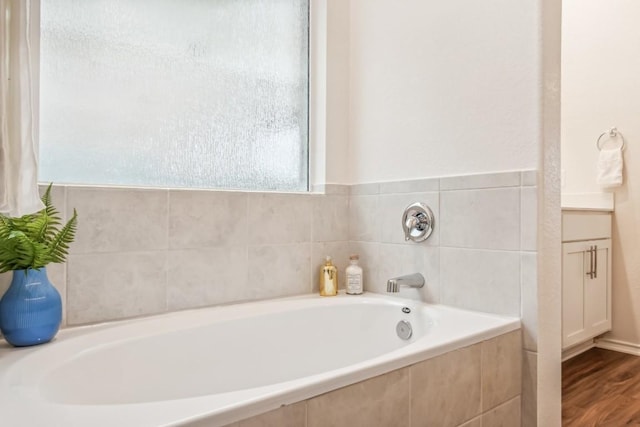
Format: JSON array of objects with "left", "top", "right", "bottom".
[{"left": 563, "top": 348, "right": 640, "bottom": 426}]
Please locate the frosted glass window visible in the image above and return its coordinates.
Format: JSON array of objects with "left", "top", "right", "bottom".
[{"left": 39, "top": 0, "right": 309, "bottom": 191}]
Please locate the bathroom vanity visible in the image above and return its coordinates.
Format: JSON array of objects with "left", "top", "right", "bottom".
[{"left": 561, "top": 194, "right": 613, "bottom": 357}]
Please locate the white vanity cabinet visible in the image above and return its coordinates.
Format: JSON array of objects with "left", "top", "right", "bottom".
[{"left": 562, "top": 211, "right": 612, "bottom": 350}]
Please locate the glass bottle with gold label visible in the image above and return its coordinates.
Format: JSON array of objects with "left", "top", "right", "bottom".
[{"left": 319, "top": 256, "right": 338, "bottom": 296}]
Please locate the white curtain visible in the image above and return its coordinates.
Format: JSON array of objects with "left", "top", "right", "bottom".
[{"left": 0, "top": 0, "right": 43, "bottom": 218}]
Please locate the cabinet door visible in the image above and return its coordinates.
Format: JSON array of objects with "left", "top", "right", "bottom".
[
  {"left": 562, "top": 239, "right": 611, "bottom": 349},
  {"left": 563, "top": 241, "right": 589, "bottom": 348},
  {"left": 585, "top": 240, "right": 611, "bottom": 336}
]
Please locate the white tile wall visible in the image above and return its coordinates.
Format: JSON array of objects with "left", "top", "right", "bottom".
[
  {"left": 378, "top": 177, "right": 439, "bottom": 194},
  {"left": 349, "top": 183, "right": 379, "bottom": 196},
  {"left": 169, "top": 190, "right": 248, "bottom": 249},
  {"left": 68, "top": 187, "right": 168, "bottom": 254},
  {"left": 247, "top": 243, "right": 312, "bottom": 299},
  {"left": 521, "top": 170, "right": 537, "bottom": 187},
  {"left": 349, "top": 170, "right": 536, "bottom": 320},
  {"left": 441, "top": 248, "right": 521, "bottom": 317},
  {"left": 248, "top": 193, "right": 313, "bottom": 245},
  {"left": 312, "top": 195, "right": 349, "bottom": 242},
  {"left": 311, "top": 184, "right": 350, "bottom": 195},
  {"left": 440, "top": 171, "right": 521, "bottom": 191},
  {"left": 5, "top": 170, "right": 536, "bottom": 329},
  {"left": 440, "top": 188, "right": 520, "bottom": 250},
  {"left": 521, "top": 252, "right": 538, "bottom": 351},
  {"left": 521, "top": 186, "right": 538, "bottom": 251},
  {"left": 166, "top": 246, "right": 249, "bottom": 310},
  {"left": 348, "top": 195, "right": 380, "bottom": 242},
  {"left": 66, "top": 251, "right": 167, "bottom": 325},
  {"left": 22, "top": 186, "right": 350, "bottom": 325}
]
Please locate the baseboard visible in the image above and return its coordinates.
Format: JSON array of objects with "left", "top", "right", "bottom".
[
  {"left": 596, "top": 338, "right": 640, "bottom": 356},
  {"left": 562, "top": 340, "right": 596, "bottom": 361}
]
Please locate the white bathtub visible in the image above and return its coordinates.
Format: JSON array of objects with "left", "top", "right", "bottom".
[{"left": 0, "top": 292, "right": 519, "bottom": 426}]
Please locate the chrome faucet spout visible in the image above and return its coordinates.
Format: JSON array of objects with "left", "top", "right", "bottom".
[{"left": 386, "top": 273, "right": 425, "bottom": 293}]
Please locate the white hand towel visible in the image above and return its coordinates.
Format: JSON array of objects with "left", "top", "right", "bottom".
[{"left": 597, "top": 148, "right": 623, "bottom": 188}]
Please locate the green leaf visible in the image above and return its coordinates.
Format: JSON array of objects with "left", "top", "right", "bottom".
[
  {"left": 46, "top": 209, "right": 78, "bottom": 266},
  {"left": 41, "top": 183, "right": 61, "bottom": 223},
  {"left": 0, "top": 186, "right": 77, "bottom": 271},
  {"left": 26, "top": 212, "right": 53, "bottom": 243}
]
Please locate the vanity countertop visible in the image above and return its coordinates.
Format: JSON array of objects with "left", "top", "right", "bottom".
[{"left": 561, "top": 193, "right": 614, "bottom": 212}]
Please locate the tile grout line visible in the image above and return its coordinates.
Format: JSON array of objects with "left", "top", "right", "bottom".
[
  {"left": 309, "top": 195, "right": 315, "bottom": 293},
  {"left": 438, "top": 188, "right": 444, "bottom": 305},
  {"left": 519, "top": 186, "right": 523, "bottom": 252},
  {"left": 244, "top": 193, "right": 250, "bottom": 305},
  {"left": 63, "top": 186, "right": 69, "bottom": 326},
  {"left": 408, "top": 364, "right": 413, "bottom": 427},
  {"left": 480, "top": 340, "right": 485, "bottom": 418},
  {"left": 165, "top": 189, "right": 170, "bottom": 313}
]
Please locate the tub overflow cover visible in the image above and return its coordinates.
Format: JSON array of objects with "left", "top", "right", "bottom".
[{"left": 396, "top": 320, "right": 413, "bottom": 340}]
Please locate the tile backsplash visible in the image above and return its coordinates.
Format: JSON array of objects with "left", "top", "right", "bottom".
[
  {"left": 349, "top": 170, "right": 537, "bottom": 347},
  {"left": 0, "top": 186, "right": 350, "bottom": 326},
  {"left": 0, "top": 170, "right": 536, "bottom": 339}
]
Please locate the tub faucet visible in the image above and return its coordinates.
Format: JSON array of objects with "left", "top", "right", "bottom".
[{"left": 386, "top": 273, "right": 425, "bottom": 293}]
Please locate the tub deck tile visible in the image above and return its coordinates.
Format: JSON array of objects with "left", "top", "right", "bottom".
[
  {"left": 306, "top": 367, "right": 410, "bottom": 427},
  {"left": 481, "top": 330, "right": 522, "bottom": 411},
  {"left": 410, "top": 343, "right": 482, "bottom": 427},
  {"left": 238, "top": 402, "right": 306, "bottom": 427}
]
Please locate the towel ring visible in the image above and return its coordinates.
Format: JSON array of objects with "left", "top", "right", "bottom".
[{"left": 596, "top": 127, "right": 626, "bottom": 151}]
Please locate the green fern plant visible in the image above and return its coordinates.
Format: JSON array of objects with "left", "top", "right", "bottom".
[{"left": 0, "top": 184, "right": 78, "bottom": 273}]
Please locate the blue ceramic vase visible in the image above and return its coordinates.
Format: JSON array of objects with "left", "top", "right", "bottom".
[{"left": 0, "top": 267, "right": 62, "bottom": 346}]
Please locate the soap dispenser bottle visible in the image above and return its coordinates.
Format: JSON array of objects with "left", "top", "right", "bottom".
[
  {"left": 346, "top": 254, "right": 363, "bottom": 295},
  {"left": 319, "top": 256, "right": 338, "bottom": 296}
]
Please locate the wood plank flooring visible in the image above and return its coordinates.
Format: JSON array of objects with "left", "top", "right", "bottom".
[{"left": 563, "top": 348, "right": 640, "bottom": 426}]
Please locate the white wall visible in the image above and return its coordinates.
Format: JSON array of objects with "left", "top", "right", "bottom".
[
  {"left": 347, "top": 0, "right": 540, "bottom": 184},
  {"left": 346, "top": 2, "right": 561, "bottom": 425},
  {"left": 562, "top": 0, "right": 640, "bottom": 347},
  {"left": 562, "top": 0, "right": 640, "bottom": 193},
  {"left": 539, "top": 0, "right": 563, "bottom": 424},
  {"left": 310, "top": 0, "right": 351, "bottom": 185},
  {"left": 325, "top": 0, "right": 350, "bottom": 184}
]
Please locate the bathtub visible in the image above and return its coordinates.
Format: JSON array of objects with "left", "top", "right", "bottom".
[{"left": 0, "top": 292, "right": 519, "bottom": 427}]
